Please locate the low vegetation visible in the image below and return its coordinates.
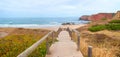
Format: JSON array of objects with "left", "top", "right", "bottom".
[
  {"left": 80, "top": 33, "right": 120, "bottom": 57},
  {"left": 0, "top": 28, "right": 49, "bottom": 57},
  {"left": 28, "top": 41, "right": 47, "bottom": 57},
  {"left": 109, "top": 19, "right": 120, "bottom": 23},
  {"left": 77, "top": 19, "right": 120, "bottom": 57},
  {"left": 106, "top": 24, "right": 120, "bottom": 30},
  {"left": 88, "top": 25, "right": 106, "bottom": 32},
  {"left": 89, "top": 20, "right": 120, "bottom": 32},
  {"left": 101, "top": 18, "right": 107, "bottom": 20}
]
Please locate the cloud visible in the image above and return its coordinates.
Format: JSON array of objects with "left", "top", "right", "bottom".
[{"left": 0, "top": 0, "right": 120, "bottom": 17}]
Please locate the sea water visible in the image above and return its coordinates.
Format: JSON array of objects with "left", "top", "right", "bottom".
[{"left": 0, "top": 17, "right": 89, "bottom": 28}]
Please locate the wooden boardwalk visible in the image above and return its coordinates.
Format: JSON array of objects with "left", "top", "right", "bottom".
[{"left": 46, "top": 31, "right": 83, "bottom": 57}]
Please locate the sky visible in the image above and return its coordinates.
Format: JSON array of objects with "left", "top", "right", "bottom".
[{"left": 0, "top": 0, "right": 120, "bottom": 18}]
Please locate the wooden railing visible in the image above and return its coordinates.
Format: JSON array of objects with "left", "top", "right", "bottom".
[
  {"left": 17, "top": 28, "right": 62, "bottom": 57},
  {"left": 66, "top": 28, "right": 93, "bottom": 57},
  {"left": 66, "top": 28, "right": 80, "bottom": 50},
  {"left": 17, "top": 27, "right": 92, "bottom": 57}
]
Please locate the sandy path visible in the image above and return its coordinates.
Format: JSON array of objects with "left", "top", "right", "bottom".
[{"left": 46, "top": 31, "right": 83, "bottom": 57}]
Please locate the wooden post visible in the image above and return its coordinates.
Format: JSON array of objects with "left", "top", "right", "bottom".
[
  {"left": 46, "top": 37, "right": 50, "bottom": 54},
  {"left": 56, "top": 31, "right": 58, "bottom": 38},
  {"left": 88, "top": 46, "right": 92, "bottom": 57},
  {"left": 77, "top": 33, "right": 80, "bottom": 51},
  {"left": 66, "top": 27, "right": 70, "bottom": 32},
  {"left": 58, "top": 28, "right": 62, "bottom": 33},
  {"left": 70, "top": 30, "right": 73, "bottom": 40},
  {"left": 67, "top": 28, "right": 72, "bottom": 39},
  {"left": 55, "top": 31, "right": 56, "bottom": 36},
  {"left": 52, "top": 32, "right": 54, "bottom": 43},
  {"left": 69, "top": 30, "right": 71, "bottom": 37}
]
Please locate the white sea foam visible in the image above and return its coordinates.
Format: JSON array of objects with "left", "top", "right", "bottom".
[{"left": 0, "top": 24, "right": 61, "bottom": 28}]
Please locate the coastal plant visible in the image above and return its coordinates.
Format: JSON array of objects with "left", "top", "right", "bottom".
[
  {"left": 89, "top": 21, "right": 120, "bottom": 32},
  {"left": 109, "top": 19, "right": 120, "bottom": 23},
  {"left": 88, "top": 25, "right": 106, "bottom": 32},
  {"left": 79, "top": 19, "right": 120, "bottom": 57},
  {"left": 28, "top": 41, "right": 46, "bottom": 57},
  {"left": 106, "top": 24, "right": 120, "bottom": 30},
  {"left": 0, "top": 29, "right": 49, "bottom": 57},
  {"left": 28, "top": 33, "right": 58, "bottom": 57}
]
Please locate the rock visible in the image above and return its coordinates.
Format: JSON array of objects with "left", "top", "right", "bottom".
[
  {"left": 62, "top": 22, "right": 75, "bottom": 25},
  {"left": 113, "top": 11, "right": 120, "bottom": 19},
  {"left": 79, "top": 15, "right": 90, "bottom": 21},
  {"left": 80, "top": 13, "right": 115, "bottom": 21},
  {"left": 89, "top": 13, "right": 115, "bottom": 21}
]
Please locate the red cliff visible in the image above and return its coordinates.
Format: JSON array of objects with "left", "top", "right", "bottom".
[
  {"left": 89, "top": 13, "right": 114, "bottom": 21},
  {"left": 80, "top": 13, "right": 115, "bottom": 21}
]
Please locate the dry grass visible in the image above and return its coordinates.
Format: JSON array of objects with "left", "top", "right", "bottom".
[
  {"left": 0, "top": 28, "right": 50, "bottom": 57},
  {"left": 78, "top": 31, "right": 120, "bottom": 57},
  {"left": 0, "top": 28, "right": 16, "bottom": 33},
  {"left": 76, "top": 18, "right": 120, "bottom": 57},
  {"left": 80, "top": 38, "right": 119, "bottom": 57},
  {"left": 96, "top": 30, "right": 120, "bottom": 40},
  {"left": 76, "top": 19, "right": 120, "bottom": 57}
]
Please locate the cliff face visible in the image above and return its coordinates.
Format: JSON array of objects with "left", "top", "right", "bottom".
[
  {"left": 79, "top": 15, "right": 90, "bottom": 20},
  {"left": 89, "top": 13, "right": 114, "bottom": 21},
  {"left": 113, "top": 11, "right": 120, "bottom": 19},
  {"left": 80, "top": 13, "right": 115, "bottom": 21}
]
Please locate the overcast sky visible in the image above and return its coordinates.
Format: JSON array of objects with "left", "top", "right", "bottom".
[{"left": 0, "top": 0, "right": 120, "bottom": 17}]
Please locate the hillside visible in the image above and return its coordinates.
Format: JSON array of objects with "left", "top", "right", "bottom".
[{"left": 77, "top": 11, "right": 120, "bottom": 57}]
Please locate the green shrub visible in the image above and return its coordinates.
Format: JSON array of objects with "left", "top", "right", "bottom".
[
  {"left": 109, "top": 20, "right": 120, "bottom": 23},
  {"left": 0, "top": 34, "right": 46, "bottom": 57},
  {"left": 101, "top": 18, "right": 107, "bottom": 20},
  {"left": 106, "top": 24, "right": 120, "bottom": 30},
  {"left": 28, "top": 41, "right": 46, "bottom": 57},
  {"left": 89, "top": 23, "right": 120, "bottom": 32},
  {"left": 88, "top": 25, "right": 106, "bottom": 32}
]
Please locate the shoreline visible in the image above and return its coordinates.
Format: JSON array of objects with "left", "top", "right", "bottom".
[
  {"left": 0, "top": 24, "right": 87, "bottom": 31},
  {"left": 0, "top": 24, "right": 86, "bottom": 38}
]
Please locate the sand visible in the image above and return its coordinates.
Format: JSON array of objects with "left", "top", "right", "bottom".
[
  {"left": 0, "top": 24, "right": 86, "bottom": 38},
  {"left": 40, "top": 24, "right": 86, "bottom": 31},
  {"left": 9, "top": 24, "right": 86, "bottom": 31}
]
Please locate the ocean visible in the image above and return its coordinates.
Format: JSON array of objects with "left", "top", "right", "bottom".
[{"left": 0, "top": 17, "right": 89, "bottom": 28}]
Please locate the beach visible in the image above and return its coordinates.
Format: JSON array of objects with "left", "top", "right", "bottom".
[
  {"left": 0, "top": 24, "right": 86, "bottom": 38},
  {"left": 16, "top": 24, "right": 86, "bottom": 31},
  {"left": 40, "top": 24, "right": 86, "bottom": 31}
]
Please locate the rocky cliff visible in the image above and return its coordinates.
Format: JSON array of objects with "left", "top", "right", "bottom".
[
  {"left": 80, "top": 13, "right": 115, "bottom": 21},
  {"left": 79, "top": 15, "right": 90, "bottom": 21},
  {"left": 113, "top": 11, "right": 120, "bottom": 19},
  {"left": 89, "top": 13, "right": 114, "bottom": 21}
]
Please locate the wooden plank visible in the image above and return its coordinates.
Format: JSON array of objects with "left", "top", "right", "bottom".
[{"left": 46, "top": 31, "right": 83, "bottom": 57}]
